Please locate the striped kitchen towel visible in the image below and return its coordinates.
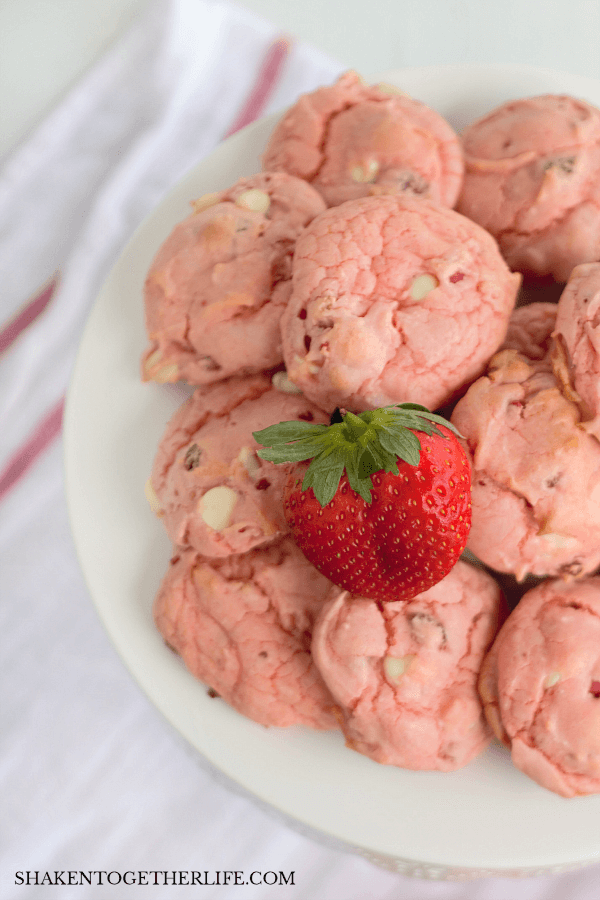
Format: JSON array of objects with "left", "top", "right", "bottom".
[{"left": 0, "top": 0, "right": 341, "bottom": 497}]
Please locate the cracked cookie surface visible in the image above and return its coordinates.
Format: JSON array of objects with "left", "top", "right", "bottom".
[
  {"left": 149, "top": 374, "right": 328, "bottom": 558},
  {"left": 142, "top": 172, "right": 325, "bottom": 386},
  {"left": 311, "top": 561, "right": 503, "bottom": 770},
  {"left": 479, "top": 577, "right": 600, "bottom": 796},
  {"left": 452, "top": 348, "right": 600, "bottom": 579},
  {"left": 262, "top": 71, "right": 464, "bottom": 209},
  {"left": 458, "top": 94, "right": 600, "bottom": 282},
  {"left": 154, "top": 539, "right": 338, "bottom": 729},
  {"left": 281, "top": 194, "right": 520, "bottom": 413}
]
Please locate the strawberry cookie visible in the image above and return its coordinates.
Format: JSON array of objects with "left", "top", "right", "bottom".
[
  {"left": 142, "top": 172, "right": 325, "bottom": 386},
  {"left": 281, "top": 195, "right": 520, "bottom": 413},
  {"left": 147, "top": 373, "right": 328, "bottom": 558},
  {"left": 452, "top": 348, "right": 600, "bottom": 580},
  {"left": 262, "top": 71, "right": 464, "bottom": 208},
  {"left": 154, "top": 539, "right": 337, "bottom": 729},
  {"left": 312, "top": 561, "right": 503, "bottom": 770},
  {"left": 457, "top": 95, "right": 600, "bottom": 282},
  {"left": 479, "top": 577, "right": 600, "bottom": 797},
  {"left": 552, "top": 262, "right": 600, "bottom": 439}
]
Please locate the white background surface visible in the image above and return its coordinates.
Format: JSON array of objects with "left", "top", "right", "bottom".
[
  {"left": 5, "top": 1, "right": 600, "bottom": 898},
  {"left": 4, "top": 0, "right": 600, "bottom": 161}
]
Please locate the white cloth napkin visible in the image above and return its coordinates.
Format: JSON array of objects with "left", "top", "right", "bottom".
[{"left": 2, "top": 1, "right": 600, "bottom": 897}]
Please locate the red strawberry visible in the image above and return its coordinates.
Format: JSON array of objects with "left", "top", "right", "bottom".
[{"left": 253, "top": 404, "right": 471, "bottom": 602}]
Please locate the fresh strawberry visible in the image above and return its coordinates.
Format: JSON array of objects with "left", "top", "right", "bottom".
[{"left": 253, "top": 404, "right": 471, "bottom": 602}]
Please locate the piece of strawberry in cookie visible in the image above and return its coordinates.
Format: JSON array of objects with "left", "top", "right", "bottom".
[
  {"left": 263, "top": 71, "right": 464, "bottom": 208},
  {"left": 281, "top": 195, "right": 520, "bottom": 415}
]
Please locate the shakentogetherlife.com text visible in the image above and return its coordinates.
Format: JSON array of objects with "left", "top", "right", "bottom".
[{"left": 15, "top": 870, "right": 296, "bottom": 887}]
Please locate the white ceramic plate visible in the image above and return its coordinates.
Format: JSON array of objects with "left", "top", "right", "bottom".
[{"left": 64, "top": 65, "right": 600, "bottom": 879}]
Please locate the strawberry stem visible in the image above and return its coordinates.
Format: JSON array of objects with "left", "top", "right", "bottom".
[{"left": 253, "top": 403, "right": 461, "bottom": 508}]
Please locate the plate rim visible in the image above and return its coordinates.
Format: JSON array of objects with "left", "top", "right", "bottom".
[{"left": 64, "top": 62, "right": 600, "bottom": 876}]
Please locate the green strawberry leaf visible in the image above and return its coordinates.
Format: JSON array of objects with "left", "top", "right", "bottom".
[
  {"left": 349, "top": 478, "right": 373, "bottom": 503},
  {"left": 398, "top": 402, "right": 430, "bottom": 413},
  {"left": 345, "top": 452, "right": 373, "bottom": 502},
  {"left": 390, "top": 405, "right": 463, "bottom": 438},
  {"left": 386, "top": 409, "right": 437, "bottom": 430},
  {"left": 302, "top": 445, "right": 343, "bottom": 500},
  {"left": 257, "top": 435, "right": 330, "bottom": 463},
  {"left": 312, "top": 448, "right": 347, "bottom": 507},
  {"left": 252, "top": 402, "right": 460, "bottom": 507},
  {"left": 378, "top": 424, "right": 421, "bottom": 466},
  {"left": 252, "top": 421, "right": 328, "bottom": 445},
  {"left": 358, "top": 448, "right": 378, "bottom": 480},
  {"left": 368, "top": 441, "right": 399, "bottom": 475}
]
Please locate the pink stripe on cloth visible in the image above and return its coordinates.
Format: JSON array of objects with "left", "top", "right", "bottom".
[
  {"left": 0, "top": 398, "right": 65, "bottom": 501},
  {"left": 0, "top": 275, "right": 59, "bottom": 355},
  {"left": 224, "top": 36, "right": 291, "bottom": 137}
]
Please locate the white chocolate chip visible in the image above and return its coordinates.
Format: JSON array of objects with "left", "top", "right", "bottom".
[
  {"left": 199, "top": 485, "right": 238, "bottom": 531},
  {"left": 410, "top": 274, "right": 439, "bottom": 301},
  {"left": 383, "top": 654, "right": 415, "bottom": 681},
  {"left": 192, "top": 192, "right": 221, "bottom": 213},
  {"left": 271, "top": 371, "right": 303, "bottom": 394},
  {"left": 144, "top": 479, "right": 162, "bottom": 515},
  {"left": 143, "top": 349, "right": 162, "bottom": 374},
  {"left": 351, "top": 160, "right": 379, "bottom": 183},
  {"left": 350, "top": 656, "right": 373, "bottom": 689},
  {"left": 376, "top": 82, "right": 409, "bottom": 96},
  {"left": 235, "top": 189, "right": 270, "bottom": 214},
  {"left": 544, "top": 671, "right": 561, "bottom": 688},
  {"left": 151, "top": 363, "right": 179, "bottom": 384},
  {"left": 237, "top": 446, "right": 261, "bottom": 480},
  {"left": 539, "top": 533, "right": 577, "bottom": 550}
]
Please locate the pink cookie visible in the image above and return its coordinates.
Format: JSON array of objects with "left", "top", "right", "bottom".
[
  {"left": 458, "top": 95, "right": 600, "bottom": 282},
  {"left": 479, "top": 577, "right": 600, "bottom": 797},
  {"left": 281, "top": 195, "right": 520, "bottom": 413},
  {"left": 552, "top": 262, "right": 600, "bottom": 439},
  {"left": 501, "top": 301, "right": 557, "bottom": 362},
  {"left": 311, "top": 561, "right": 503, "bottom": 770},
  {"left": 142, "top": 172, "right": 325, "bottom": 386},
  {"left": 452, "top": 349, "right": 600, "bottom": 580},
  {"left": 262, "top": 71, "right": 464, "bottom": 208},
  {"left": 148, "top": 373, "right": 328, "bottom": 557},
  {"left": 154, "top": 540, "right": 337, "bottom": 729}
]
